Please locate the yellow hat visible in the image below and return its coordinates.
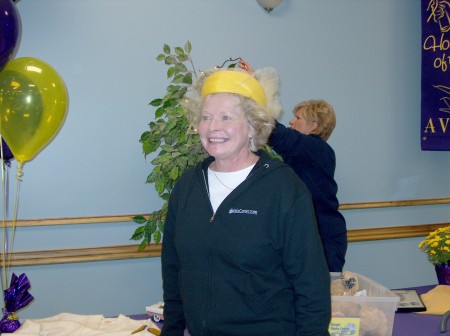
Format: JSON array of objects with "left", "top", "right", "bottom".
[{"left": 201, "top": 70, "right": 267, "bottom": 107}]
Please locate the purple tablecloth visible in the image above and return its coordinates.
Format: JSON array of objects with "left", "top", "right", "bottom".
[{"left": 393, "top": 285, "right": 450, "bottom": 336}]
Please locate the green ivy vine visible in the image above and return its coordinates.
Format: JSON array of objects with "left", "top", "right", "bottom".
[{"left": 130, "top": 41, "right": 207, "bottom": 251}]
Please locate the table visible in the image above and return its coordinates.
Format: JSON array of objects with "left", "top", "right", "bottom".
[
  {"left": 393, "top": 285, "right": 450, "bottom": 336},
  {"left": 133, "top": 286, "right": 450, "bottom": 336},
  {"left": 129, "top": 315, "right": 189, "bottom": 335}
]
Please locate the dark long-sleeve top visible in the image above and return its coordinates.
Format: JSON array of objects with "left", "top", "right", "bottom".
[
  {"left": 161, "top": 150, "right": 331, "bottom": 336},
  {"left": 269, "top": 121, "right": 347, "bottom": 272}
]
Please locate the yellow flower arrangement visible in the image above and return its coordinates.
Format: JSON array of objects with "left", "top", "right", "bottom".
[{"left": 418, "top": 226, "right": 450, "bottom": 265}]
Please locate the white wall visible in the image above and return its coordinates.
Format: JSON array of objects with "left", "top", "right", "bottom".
[{"left": 2, "top": 0, "right": 446, "bottom": 319}]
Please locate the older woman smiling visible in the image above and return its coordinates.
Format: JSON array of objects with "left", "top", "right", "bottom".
[{"left": 161, "top": 67, "right": 331, "bottom": 336}]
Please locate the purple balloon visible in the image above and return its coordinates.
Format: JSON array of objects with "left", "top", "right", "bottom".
[
  {"left": 0, "top": 0, "right": 21, "bottom": 71},
  {"left": 1, "top": 139, "right": 13, "bottom": 163}
]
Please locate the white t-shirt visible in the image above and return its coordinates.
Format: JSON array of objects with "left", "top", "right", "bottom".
[{"left": 208, "top": 165, "right": 255, "bottom": 212}]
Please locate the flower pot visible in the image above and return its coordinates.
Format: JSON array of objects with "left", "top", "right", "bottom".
[{"left": 435, "top": 264, "right": 450, "bottom": 285}]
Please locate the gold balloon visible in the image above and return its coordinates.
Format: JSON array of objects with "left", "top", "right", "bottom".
[{"left": 0, "top": 57, "right": 68, "bottom": 163}]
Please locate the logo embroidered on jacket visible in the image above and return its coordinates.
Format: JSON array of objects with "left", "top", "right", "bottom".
[{"left": 229, "top": 208, "right": 258, "bottom": 215}]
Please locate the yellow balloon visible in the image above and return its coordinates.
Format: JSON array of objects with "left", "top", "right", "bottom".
[{"left": 0, "top": 57, "right": 68, "bottom": 163}]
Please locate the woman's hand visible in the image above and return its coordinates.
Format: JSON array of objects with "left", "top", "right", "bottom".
[{"left": 238, "top": 59, "right": 255, "bottom": 74}]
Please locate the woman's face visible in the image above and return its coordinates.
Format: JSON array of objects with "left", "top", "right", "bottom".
[
  {"left": 289, "top": 107, "right": 317, "bottom": 135},
  {"left": 198, "top": 93, "right": 253, "bottom": 163}
]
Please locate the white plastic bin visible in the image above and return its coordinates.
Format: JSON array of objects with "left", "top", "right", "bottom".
[{"left": 329, "top": 272, "right": 400, "bottom": 336}]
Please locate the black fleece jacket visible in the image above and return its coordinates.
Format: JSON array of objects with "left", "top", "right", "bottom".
[
  {"left": 269, "top": 121, "right": 347, "bottom": 272},
  {"left": 161, "top": 150, "right": 331, "bottom": 336}
]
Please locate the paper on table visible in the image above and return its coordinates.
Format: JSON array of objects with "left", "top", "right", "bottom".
[
  {"left": 1, "top": 313, "right": 158, "bottom": 336},
  {"left": 417, "top": 285, "right": 450, "bottom": 315}
]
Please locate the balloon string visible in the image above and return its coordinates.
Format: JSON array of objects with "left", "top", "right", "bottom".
[
  {"left": 6, "top": 163, "right": 22, "bottom": 283},
  {"left": 1, "top": 140, "right": 6, "bottom": 299}
]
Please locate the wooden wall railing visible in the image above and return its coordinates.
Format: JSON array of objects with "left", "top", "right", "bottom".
[{"left": 4, "top": 197, "right": 450, "bottom": 266}]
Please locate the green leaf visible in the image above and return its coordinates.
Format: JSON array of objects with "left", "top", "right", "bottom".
[
  {"left": 143, "top": 140, "right": 160, "bottom": 155},
  {"left": 156, "top": 54, "right": 165, "bottom": 61},
  {"left": 138, "top": 241, "right": 147, "bottom": 252},
  {"left": 173, "top": 87, "right": 188, "bottom": 99},
  {"left": 172, "top": 74, "right": 184, "bottom": 84},
  {"left": 155, "top": 106, "right": 165, "bottom": 118},
  {"left": 175, "top": 63, "right": 188, "bottom": 73},
  {"left": 174, "top": 47, "right": 185, "bottom": 56},
  {"left": 163, "top": 97, "right": 178, "bottom": 108},
  {"left": 165, "top": 56, "right": 177, "bottom": 64},
  {"left": 139, "top": 131, "right": 150, "bottom": 143},
  {"left": 177, "top": 54, "right": 189, "bottom": 62},
  {"left": 146, "top": 174, "right": 156, "bottom": 184},
  {"left": 169, "top": 166, "right": 179, "bottom": 180},
  {"left": 150, "top": 98, "right": 163, "bottom": 107},
  {"left": 185, "top": 41, "right": 192, "bottom": 53},
  {"left": 159, "top": 153, "right": 172, "bottom": 163},
  {"left": 167, "top": 66, "right": 176, "bottom": 78},
  {"left": 133, "top": 215, "right": 147, "bottom": 224},
  {"left": 154, "top": 231, "right": 162, "bottom": 244},
  {"left": 155, "top": 179, "right": 165, "bottom": 195},
  {"left": 161, "top": 145, "right": 174, "bottom": 152},
  {"left": 130, "top": 227, "right": 145, "bottom": 241},
  {"left": 163, "top": 44, "right": 170, "bottom": 54},
  {"left": 165, "top": 118, "right": 177, "bottom": 131},
  {"left": 147, "top": 219, "right": 157, "bottom": 234},
  {"left": 177, "top": 131, "right": 186, "bottom": 143},
  {"left": 147, "top": 166, "right": 161, "bottom": 183},
  {"left": 158, "top": 216, "right": 166, "bottom": 229},
  {"left": 167, "top": 84, "right": 181, "bottom": 93},
  {"left": 183, "top": 73, "right": 193, "bottom": 84}
]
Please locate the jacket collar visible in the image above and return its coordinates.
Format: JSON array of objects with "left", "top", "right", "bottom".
[{"left": 200, "top": 149, "right": 281, "bottom": 174}]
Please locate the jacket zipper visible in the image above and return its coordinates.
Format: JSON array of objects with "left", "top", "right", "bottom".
[
  {"left": 197, "top": 157, "right": 271, "bottom": 335},
  {"left": 202, "top": 169, "right": 216, "bottom": 222}
]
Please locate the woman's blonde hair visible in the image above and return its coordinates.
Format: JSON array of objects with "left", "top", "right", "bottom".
[
  {"left": 183, "top": 67, "right": 281, "bottom": 151},
  {"left": 294, "top": 99, "right": 336, "bottom": 141}
]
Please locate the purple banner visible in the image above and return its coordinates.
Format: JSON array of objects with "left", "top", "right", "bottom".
[{"left": 421, "top": 0, "right": 450, "bottom": 150}]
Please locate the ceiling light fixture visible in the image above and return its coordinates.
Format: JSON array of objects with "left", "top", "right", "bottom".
[{"left": 256, "top": 0, "right": 284, "bottom": 13}]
